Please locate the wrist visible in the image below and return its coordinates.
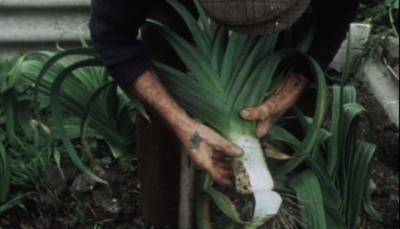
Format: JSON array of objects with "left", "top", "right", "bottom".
[{"left": 170, "top": 115, "right": 198, "bottom": 141}]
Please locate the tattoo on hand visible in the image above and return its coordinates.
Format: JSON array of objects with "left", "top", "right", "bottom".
[{"left": 191, "top": 131, "right": 203, "bottom": 149}]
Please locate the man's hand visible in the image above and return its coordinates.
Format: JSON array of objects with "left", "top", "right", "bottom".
[
  {"left": 176, "top": 122, "right": 243, "bottom": 187},
  {"left": 132, "top": 70, "right": 243, "bottom": 187},
  {"left": 241, "top": 73, "right": 309, "bottom": 138}
]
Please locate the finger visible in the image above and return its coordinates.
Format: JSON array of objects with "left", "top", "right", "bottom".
[
  {"left": 256, "top": 120, "right": 273, "bottom": 138},
  {"left": 215, "top": 164, "right": 234, "bottom": 177},
  {"left": 212, "top": 151, "right": 233, "bottom": 161},
  {"left": 241, "top": 107, "right": 262, "bottom": 121},
  {"left": 205, "top": 164, "right": 232, "bottom": 187},
  {"left": 213, "top": 156, "right": 234, "bottom": 172},
  {"left": 219, "top": 139, "right": 244, "bottom": 157},
  {"left": 213, "top": 156, "right": 233, "bottom": 166},
  {"left": 214, "top": 159, "right": 233, "bottom": 170},
  {"left": 211, "top": 169, "right": 232, "bottom": 187}
]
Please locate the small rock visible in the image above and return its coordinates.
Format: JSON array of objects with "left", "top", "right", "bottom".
[
  {"left": 330, "top": 23, "right": 372, "bottom": 73},
  {"left": 70, "top": 174, "right": 94, "bottom": 193},
  {"left": 350, "top": 23, "right": 372, "bottom": 49},
  {"left": 370, "top": 180, "right": 377, "bottom": 193},
  {"left": 92, "top": 190, "right": 121, "bottom": 215}
]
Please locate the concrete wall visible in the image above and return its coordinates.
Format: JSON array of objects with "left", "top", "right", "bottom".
[{"left": 0, "top": 0, "right": 91, "bottom": 60}]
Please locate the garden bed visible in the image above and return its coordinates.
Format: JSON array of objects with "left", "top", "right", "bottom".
[
  {"left": 0, "top": 0, "right": 398, "bottom": 227},
  {"left": 0, "top": 75, "right": 398, "bottom": 229},
  {"left": 356, "top": 79, "right": 399, "bottom": 229}
]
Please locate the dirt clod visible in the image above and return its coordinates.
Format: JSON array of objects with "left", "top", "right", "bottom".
[{"left": 70, "top": 174, "right": 95, "bottom": 194}]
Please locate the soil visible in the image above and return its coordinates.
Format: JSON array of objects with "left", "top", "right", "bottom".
[
  {"left": 355, "top": 79, "right": 399, "bottom": 229},
  {"left": 0, "top": 159, "right": 154, "bottom": 229},
  {"left": 0, "top": 78, "right": 398, "bottom": 229}
]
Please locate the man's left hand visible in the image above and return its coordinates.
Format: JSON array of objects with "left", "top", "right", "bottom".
[{"left": 240, "top": 73, "right": 309, "bottom": 138}]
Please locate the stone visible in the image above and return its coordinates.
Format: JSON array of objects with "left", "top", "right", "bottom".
[
  {"left": 358, "top": 60, "right": 399, "bottom": 127},
  {"left": 370, "top": 180, "right": 377, "bottom": 193},
  {"left": 350, "top": 23, "right": 373, "bottom": 49},
  {"left": 70, "top": 174, "right": 94, "bottom": 193},
  {"left": 330, "top": 23, "right": 372, "bottom": 73},
  {"left": 92, "top": 190, "right": 122, "bottom": 215}
]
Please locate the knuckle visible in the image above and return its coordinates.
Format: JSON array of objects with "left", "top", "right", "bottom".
[
  {"left": 266, "top": 100, "right": 278, "bottom": 112},
  {"left": 260, "top": 105, "right": 272, "bottom": 118}
]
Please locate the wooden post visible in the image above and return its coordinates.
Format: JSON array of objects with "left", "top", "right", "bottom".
[{"left": 179, "top": 152, "right": 195, "bottom": 229}]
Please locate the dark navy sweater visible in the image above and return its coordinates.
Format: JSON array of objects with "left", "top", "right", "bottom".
[{"left": 89, "top": 0, "right": 360, "bottom": 87}]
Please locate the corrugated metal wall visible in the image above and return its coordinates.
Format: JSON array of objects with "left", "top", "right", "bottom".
[{"left": 0, "top": 0, "right": 91, "bottom": 60}]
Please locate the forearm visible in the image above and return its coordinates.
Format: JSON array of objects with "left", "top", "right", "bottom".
[{"left": 130, "top": 69, "right": 195, "bottom": 137}]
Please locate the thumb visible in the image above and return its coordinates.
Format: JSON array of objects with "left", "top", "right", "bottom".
[{"left": 241, "top": 107, "right": 263, "bottom": 121}]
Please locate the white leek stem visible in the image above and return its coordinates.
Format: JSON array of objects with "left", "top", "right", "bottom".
[{"left": 229, "top": 133, "right": 283, "bottom": 222}]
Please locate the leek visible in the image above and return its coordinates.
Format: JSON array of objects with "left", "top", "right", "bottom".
[{"left": 150, "top": 0, "right": 328, "bottom": 226}]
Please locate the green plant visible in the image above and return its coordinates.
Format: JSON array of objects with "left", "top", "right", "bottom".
[
  {"left": 0, "top": 142, "right": 9, "bottom": 204},
  {"left": 4, "top": 48, "right": 146, "bottom": 184},
  {"left": 385, "top": 0, "right": 399, "bottom": 36},
  {"left": 149, "top": 0, "right": 328, "bottom": 227},
  {"left": 0, "top": 57, "right": 53, "bottom": 214},
  {"left": 149, "top": 1, "right": 378, "bottom": 228},
  {"left": 360, "top": 0, "right": 399, "bottom": 60},
  {"left": 0, "top": 47, "right": 143, "bottom": 215},
  {"left": 360, "top": 0, "right": 399, "bottom": 35}
]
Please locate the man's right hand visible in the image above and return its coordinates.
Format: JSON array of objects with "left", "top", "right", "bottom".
[
  {"left": 175, "top": 121, "right": 243, "bottom": 187},
  {"left": 132, "top": 70, "right": 242, "bottom": 187}
]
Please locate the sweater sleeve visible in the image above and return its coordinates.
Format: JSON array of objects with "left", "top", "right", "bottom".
[
  {"left": 89, "top": 0, "right": 152, "bottom": 87},
  {"left": 308, "top": 0, "right": 360, "bottom": 70}
]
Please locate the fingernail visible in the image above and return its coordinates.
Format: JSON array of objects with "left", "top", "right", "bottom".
[{"left": 241, "top": 110, "right": 249, "bottom": 117}]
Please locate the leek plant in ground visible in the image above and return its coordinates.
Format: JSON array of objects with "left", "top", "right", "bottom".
[
  {"left": 149, "top": 0, "right": 327, "bottom": 227},
  {"left": 148, "top": 0, "right": 377, "bottom": 228}
]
